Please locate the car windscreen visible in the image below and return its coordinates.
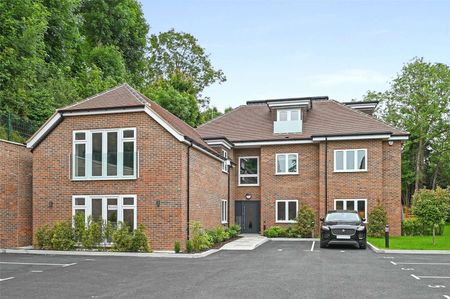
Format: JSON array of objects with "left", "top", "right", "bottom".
[{"left": 325, "top": 213, "right": 360, "bottom": 222}]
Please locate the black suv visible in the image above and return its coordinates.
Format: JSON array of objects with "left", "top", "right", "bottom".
[{"left": 320, "top": 210, "right": 367, "bottom": 249}]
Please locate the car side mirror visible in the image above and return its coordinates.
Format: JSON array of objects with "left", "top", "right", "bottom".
[
  {"left": 361, "top": 218, "right": 366, "bottom": 222},
  {"left": 320, "top": 217, "right": 324, "bottom": 222}
]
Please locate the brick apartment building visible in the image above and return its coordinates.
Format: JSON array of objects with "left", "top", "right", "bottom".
[{"left": 1, "top": 84, "right": 408, "bottom": 250}]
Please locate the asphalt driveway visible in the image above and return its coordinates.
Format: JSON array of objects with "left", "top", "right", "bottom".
[{"left": 1, "top": 241, "right": 449, "bottom": 298}]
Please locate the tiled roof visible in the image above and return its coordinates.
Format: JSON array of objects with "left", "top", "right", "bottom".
[
  {"left": 59, "top": 84, "right": 211, "bottom": 149},
  {"left": 197, "top": 100, "right": 407, "bottom": 142}
]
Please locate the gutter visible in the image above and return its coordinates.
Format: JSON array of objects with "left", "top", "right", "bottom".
[{"left": 186, "top": 143, "right": 192, "bottom": 240}]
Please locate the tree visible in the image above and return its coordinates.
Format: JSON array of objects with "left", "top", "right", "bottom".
[
  {"left": 367, "top": 203, "right": 388, "bottom": 237},
  {"left": 224, "top": 106, "right": 233, "bottom": 113},
  {"left": 80, "top": 0, "right": 149, "bottom": 84},
  {"left": 85, "top": 45, "right": 127, "bottom": 83},
  {"left": 412, "top": 188, "right": 449, "bottom": 245},
  {"left": 363, "top": 58, "right": 450, "bottom": 204},
  {"left": 295, "top": 204, "right": 316, "bottom": 238},
  {"left": 200, "top": 106, "right": 222, "bottom": 124},
  {"left": 147, "top": 29, "right": 226, "bottom": 104}
]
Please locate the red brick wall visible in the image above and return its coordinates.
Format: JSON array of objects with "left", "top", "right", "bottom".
[
  {"left": 32, "top": 112, "right": 187, "bottom": 250},
  {"left": 0, "top": 140, "right": 32, "bottom": 248}
]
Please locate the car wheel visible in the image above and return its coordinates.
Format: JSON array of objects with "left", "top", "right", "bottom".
[
  {"left": 359, "top": 240, "right": 367, "bottom": 249},
  {"left": 320, "top": 241, "right": 327, "bottom": 248}
]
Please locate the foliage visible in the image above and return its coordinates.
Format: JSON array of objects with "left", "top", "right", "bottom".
[
  {"left": 190, "top": 221, "right": 212, "bottom": 252},
  {"left": 264, "top": 226, "right": 287, "bottom": 238},
  {"left": 51, "top": 221, "right": 76, "bottom": 250},
  {"left": 35, "top": 225, "right": 53, "bottom": 249},
  {"left": 174, "top": 241, "right": 181, "bottom": 253},
  {"left": 295, "top": 204, "right": 316, "bottom": 237},
  {"left": 200, "top": 106, "right": 222, "bottom": 124},
  {"left": 227, "top": 224, "right": 241, "bottom": 238},
  {"left": 286, "top": 226, "right": 300, "bottom": 238},
  {"left": 412, "top": 187, "right": 450, "bottom": 244},
  {"left": 185, "top": 240, "right": 193, "bottom": 253},
  {"left": 81, "top": 218, "right": 103, "bottom": 249},
  {"left": 207, "top": 226, "right": 230, "bottom": 243},
  {"left": 400, "top": 218, "right": 445, "bottom": 236},
  {"left": 73, "top": 212, "right": 85, "bottom": 243},
  {"left": 363, "top": 58, "right": 450, "bottom": 203},
  {"left": 102, "top": 221, "right": 115, "bottom": 243},
  {"left": 129, "top": 224, "right": 151, "bottom": 252},
  {"left": 367, "top": 204, "right": 388, "bottom": 237},
  {"left": 111, "top": 223, "right": 133, "bottom": 252}
]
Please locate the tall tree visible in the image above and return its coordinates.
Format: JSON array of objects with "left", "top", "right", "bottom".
[
  {"left": 200, "top": 106, "right": 222, "bottom": 124},
  {"left": 363, "top": 58, "right": 450, "bottom": 203},
  {"left": 80, "top": 0, "right": 149, "bottom": 85}
]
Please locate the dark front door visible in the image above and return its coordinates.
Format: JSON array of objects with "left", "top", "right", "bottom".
[{"left": 235, "top": 201, "right": 260, "bottom": 233}]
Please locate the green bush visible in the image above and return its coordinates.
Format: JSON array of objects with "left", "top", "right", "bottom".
[
  {"left": 295, "top": 204, "right": 316, "bottom": 237},
  {"left": 51, "top": 221, "right": 76, "bottom": 250},
  {"left": 112, "top": 223, "right": 133, "bottom": 252},
  {"left": 73, "top": 213, "right": 85, "bottom": 243},
  {"left": 191, "top": 221, "right": 212, "bottom": 251},
  {"left": 286, "top": 226, "right": 300, "bottom": 238},
  {"left": 82, "top": 219, "right": 103, "bottom": 249},
  {"left": 227, "top": 224, "right": 241, "bottom": 238},
  {"left": 367, "top": 204, "right": 388, "bottom": 237},
  {"left": 208, "top": 226, "right": 230, "bottom": 243},
  {"left": 35, "top": 225, "right": 53, "bottom": 249},
  {"left": 130, "top": 224, "right": 151, "bottom": 252},
  {"left": 102, "top": 221, "right": 115, "bottom": 243},
  {"left": 185, "top": 240, "right": 193, "bottom": 253},
  {"left": 174, "top": 241, "right": 181, "bottom": 253},
  {"left": 402, "top": 218, "right": 423, "bottom": 236},
  {"left": 264, "top": 226, "right": 287, "bottom": 238}
]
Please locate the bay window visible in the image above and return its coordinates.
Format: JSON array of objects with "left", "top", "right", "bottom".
[{"left": 73, "top": 128, "right": 137, "bottom": 180}]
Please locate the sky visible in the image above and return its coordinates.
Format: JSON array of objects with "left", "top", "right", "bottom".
[{"left": 141, "top": 0, "right": 450, "bottom": 111}]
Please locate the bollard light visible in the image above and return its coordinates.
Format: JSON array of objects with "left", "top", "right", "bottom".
[{"left": 385, "top": 224, "right": 390, "bottom": 248}]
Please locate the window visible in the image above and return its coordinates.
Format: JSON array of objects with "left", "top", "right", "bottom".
[
  {"left": 222, "top": 150, "right": 228, "bottom": 173},
  {"left": 72, "top": 195, "right": 137, "bottom": 232},
  {"left": 276, "top": 153, "right": 298, "bottom": 174},
  {"left": 334, "top": 149, "right": 367, "bottom": 172},
  {"left": 221, "top": 200, "right": 228, "bottom": 224},
  {"left": 334, "top": 199, "right": 367, "bottom": 221},
  {"left": 238, "top": 156, "right": 259, "bottom": 186},
  {"left": 73, "top": 128, "right": 137, "bottom": 180},
  {"left": 277, "top": 109, "right": 300, "bottom": 122},
  {"left": 276, "top": 200, "right": 298, "bottom": 223}
]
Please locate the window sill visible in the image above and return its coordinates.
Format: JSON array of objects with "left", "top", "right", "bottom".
[
  {"left": 238, "top": 184, "right": 260, "bottom": 187},
  {"left": 222, "top": 170, "right": 229, "bottom": 174},
  {"left": 333, "top": 170, "right": 367, "bottom": 173},
  {"left": 275, "top": 172, "right": 299, "bottom": 176},
  {"left": 221, "top": 221, "right": 228, "bottom": 224},
  {"left": 72, "top": 176, "right": 137, "bottom": 181},
  {"left": 276, "top": 220, "right": 296, "bottom": 224}
]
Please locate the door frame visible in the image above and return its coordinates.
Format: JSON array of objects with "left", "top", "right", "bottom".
[{"left": 235, "top": 200, "right": 261, "bottom": 233}]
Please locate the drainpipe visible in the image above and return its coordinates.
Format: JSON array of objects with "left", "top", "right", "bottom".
[
  {"left": 325, "top": 137, "right": 328, "bottom": 214},
  {"left": 227, "top": 162, "right": 231, "bottom": 226},
  {"left": 186, "top": 143, "right": 192, "bottom": 240}
]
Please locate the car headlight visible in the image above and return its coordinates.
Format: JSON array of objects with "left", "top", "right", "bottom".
[
  {"left": 357, "top": 226, "right": 365, "bottom": 231},
  {"left": 321, "top": 226, "right": 330, "bottom": 231}
]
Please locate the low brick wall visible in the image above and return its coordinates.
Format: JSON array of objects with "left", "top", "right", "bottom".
[{"left": 0, "top": 139, "right": 33, "bottom": 248}]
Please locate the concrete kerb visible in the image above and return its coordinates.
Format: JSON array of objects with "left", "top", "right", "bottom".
[{"left": 367, "top": 242, "right": 450, "bottom": 255}]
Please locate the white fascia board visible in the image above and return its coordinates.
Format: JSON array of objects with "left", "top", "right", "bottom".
[
  {"left": 267, "top": 100, "right": 311, "bottom": 109},
  {"left": 27, "top": 113, "right": 62, "bottom": 148},
  {"left": 143, "top": 106, "right": 185, "bottom": 142},
  {"left": 61, "top": 107, "right": 145, "bottom": 116},
  {"left": 346, "top": 104, "right": 377, "bottom": 109},
  {"left": 388, "top": 135, "right": 409, "bottom": 141},
  {"left": 312, "top": 134, "right": 391, "bottom": 141},
  {"left": 204, "top": 140, "right": 233, "bottom": 149},
  {"left": 234, "top": 139, "right": 313, "bottom": 147}
]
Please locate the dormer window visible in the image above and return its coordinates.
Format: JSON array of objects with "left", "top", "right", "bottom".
[{"left": 274, "top": 109, "right": 302, "bottom": 134}]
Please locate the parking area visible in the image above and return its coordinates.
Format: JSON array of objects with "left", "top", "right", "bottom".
[{"left": 1, "top": 241, "right": 449, "bottom": 298}]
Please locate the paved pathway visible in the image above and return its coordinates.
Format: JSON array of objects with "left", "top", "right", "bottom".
[{"left": 221, "top": 234, "right": 267, "bottom": 250}]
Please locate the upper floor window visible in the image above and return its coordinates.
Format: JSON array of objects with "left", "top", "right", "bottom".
[
  {"left": 277, "top": 109, "right": 300, "bottom": 122},
  {"left": 274, "top": 109, "right": 302, "bottom": 134},
  {"left": 238, "top": 156, "right": 259, "bottom": 186},
  {"left": 73, "top": 128, "right": 137, "bottom": 180},
  {"left": 276, "top": 153, "right": 298, "bottom": 175},
  {"left": 334, "top": 149, "right": 367, "bottom": 172},
  {"left": 222, "top": 149, "right": 228, "bottom": 173}
]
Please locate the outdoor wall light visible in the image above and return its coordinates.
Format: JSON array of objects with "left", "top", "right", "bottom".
[
  {"left": 156, "top": 200, "right": 161, "bottom": 207},
  {"left": 48, "top": 201, "right": 53, "bottom": 208},
  {"left": 245, "top": 193, "right": 252, "bottom": 200},
  {"left": 388, "top": 140, "right": 394, "bottom": 146}
]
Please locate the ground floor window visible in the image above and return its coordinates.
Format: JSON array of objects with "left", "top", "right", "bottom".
[
  {"left": 276, "top": 200, "right": 298, "bottom": 223},
  {"left": 72, "top": 195, "right": 137, "bottom": 230},
  {"left": 221, "top": 199, "right": 228, "bottom": 224},
  {"left": 334, "top": 199, "right": 367, "bottom": 220}
]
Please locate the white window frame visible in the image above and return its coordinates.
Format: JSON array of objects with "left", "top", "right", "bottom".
[
  {"left": 222, "top": 150, "right": 228, "bottom": 173},
  {"left": 275, "top": 153, "right": 299, "bottom": 175},
  {"left": 72, "top": 128, "right": 137, "bottom": 180},
  {"left": 334, "top": 199, "right": 368, "bottom": 222},
  {"left": 275, "top": 199, "right": 298, "bottom": 223},
  {"left": 334, "top": 149, "right": 367, "bottom": 172},
  {"left": 238, "top": 156, "right": 259, "bottom": 186},
  {"left": 277, "top": 109, "right": 301, "bottom": 122},
  {"left": 221, "top": 199, "right": 228, "bottom": 224},
  {"left": 71, "top": 195, "right": 137, "bottom": 230}
]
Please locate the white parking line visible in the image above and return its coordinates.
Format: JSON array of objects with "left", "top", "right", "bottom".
[
  {"left": 393, "top": 262, "right": 450, "bottom": 266},
  {"left": 0, "top": 277, "right": 15, "bottom": 282},
  {"left": 31, "top": 270, "right": 43, "bottom": 273},
  {"left": 416, "top": 276, "right": 450, "bottom": 279},
  {"left": 0, "top": 262, "right": 76, "bottom": 267},
  {"left": 411, "top": 274, "right": 421, "bottom": 280},
  {"left": 310, "top": 241, "right": 315, "bottom": 252},
  {"left": 442, "top": 295, "right": 450, "bottom": 299}
]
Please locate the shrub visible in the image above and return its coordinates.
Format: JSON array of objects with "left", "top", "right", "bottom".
[
  {"left": 112, "top": 223, "right": 133, "bottom": 252},
  {"left": 286, "top": 226, "right": 300, "bottom": 238},
  {"left": 73, "top": 213, "right": 85, "bottom": 243},
  {"left": 264, "top": 226, "right": 287, "bottom": 238},
  {"left": 51, "top": 221, "right": 76, "bottom": 250},
  {"left": 82, "top": 219, "right": 103, "bottom": 249},
  {"left": 295, "top": 204, "right": 315, "bottom": 237},
  {"left": 130, "top": 224, "right": 151, "bottom": 252},
  {"left": 35, "top": 225, "right": 53, "bottom": 249},
  {"left": 102, "top": 221, "right": 115, "bottom": 244},
  {"left": 367, "top": 203, "right": 388, "bottom": 237},
  {"left": 185, "top": 240, "right": 193, "bottom": 253},
  {"left": 227, "top": 224, "right": 241, "bottom": 238},
  {"left": 208, "top": 226, "right": 230, "bottom": 243},
  {"left": 174, "top": 241, "right": 181, "bottom": 253},
  {"left": 191, "top": 221, "right": 212, "bottom": 251},
  {"left": 402, "top": 218, "right": 423, "bottom": 236}
]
